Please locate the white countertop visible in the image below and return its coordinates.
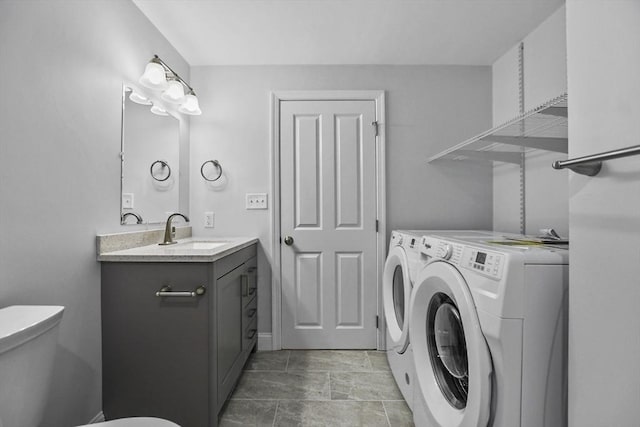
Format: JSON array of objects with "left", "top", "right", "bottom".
[{"left": 97, "top": 237, "right": 259, "bottom": 263}]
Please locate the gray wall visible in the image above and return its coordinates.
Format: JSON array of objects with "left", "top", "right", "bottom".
[
  {"left": 188, "top": 65, "right": 494, "bottom": 335},
  {"left": 566, "top": 1, "right": 640, "bottom": 425},
  {"left": 0, "top": 1, "right": 189, "bottom": 425}
]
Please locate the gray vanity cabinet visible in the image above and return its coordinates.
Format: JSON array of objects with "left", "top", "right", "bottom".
[{"left": 101, "top": 244, "right": 257, "bottom": 427}]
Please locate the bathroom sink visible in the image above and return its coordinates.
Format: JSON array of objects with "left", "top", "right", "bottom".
[{"left": 172, "top": 240, "right": 229, "bottom": 250}]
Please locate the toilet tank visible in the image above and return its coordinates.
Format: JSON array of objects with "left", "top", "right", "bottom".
[{"left": 0, "top": 305, "right": 64, "bottom": 427}]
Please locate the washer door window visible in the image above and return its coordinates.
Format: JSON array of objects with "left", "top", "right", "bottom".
[
  {"left": 428, "top": 294, "right": 468, "bottom": 409},
  {"left": 383, "top": 245, "right": 412, "bottom": 353},
  {"left": 409, "top": 260, "right": 492, "bottom": 427}
]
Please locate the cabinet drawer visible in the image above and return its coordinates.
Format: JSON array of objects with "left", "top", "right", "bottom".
[{"left": 243, "top": 317, "right": 258, "bottom": 351}]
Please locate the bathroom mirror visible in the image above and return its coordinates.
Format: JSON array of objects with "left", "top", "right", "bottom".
[{"left": 120, "top": 85, "right": 186, "bottom": 224}]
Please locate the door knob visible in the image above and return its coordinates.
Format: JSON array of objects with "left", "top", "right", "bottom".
[{"left": 283, "top": 236, "right": 294, "bottom": 246}]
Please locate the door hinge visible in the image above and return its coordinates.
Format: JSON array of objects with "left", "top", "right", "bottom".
[
  {"left": 371, "top": 121, "right": 378, "bottom": 137},
  {"left": 375, "top": 219, "right": 379, "bottom": 233},
  {"left": 376, "top": 315, "right": 380, "bottom": 329}
]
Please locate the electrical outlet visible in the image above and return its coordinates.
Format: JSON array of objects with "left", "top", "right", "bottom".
[
  {"left": 246, "top": 193, "right": 268, "bottom": 210},
  {"left": 122, "top": 193, "right": 134, "bottom": 209},
  {"left": 204, "top": 212, "right": 215, "bottom": 228}
]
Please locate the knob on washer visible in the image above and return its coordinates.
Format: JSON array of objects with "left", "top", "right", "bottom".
[{"left": 441, "top": 244, "right": 453, "bottom": 260}]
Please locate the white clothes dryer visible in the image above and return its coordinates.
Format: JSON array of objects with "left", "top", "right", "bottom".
[
  {"left": 383, "top": 230, "right": 498, "bottom": 410},
  {"left": 409, "top": 233, "right": 568, "bottom": 427},
  {"left": 383, "top": 230, "right": 427, "bottom": 409}
]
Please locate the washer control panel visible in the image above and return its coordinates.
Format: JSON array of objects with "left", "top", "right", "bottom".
[
  {"left": 420, "top": 236, "right": 504, "bottom": 280},
  {"left": 420, "top": 236, "right": 463, "bottom": 264},
  {"left": 462, "top": 247, "right": 504, "bottom": 280}
]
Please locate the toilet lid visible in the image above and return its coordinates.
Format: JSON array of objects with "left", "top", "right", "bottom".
[{"left": 82, "top": 417, "right": 180, "bottom": 427}]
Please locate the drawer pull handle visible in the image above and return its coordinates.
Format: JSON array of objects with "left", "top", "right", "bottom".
[
  {"left": 247, "top": 329, "right": 257, "bottom": 339},
  {"left": 247, "top": 309, "right": 257, "bottom": 318},
  {"left": 155, "top": 285, "right": 206, "bottom": 298}
]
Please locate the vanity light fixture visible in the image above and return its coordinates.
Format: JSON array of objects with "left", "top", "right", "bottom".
[
  {"left": 161, "top": 79, "right": 185, "bottom": 104},
  {"left": 150, "top": 104, "right": 169, "bottom": 116},
  {"left": 139, "top": 55, "right": 201, "bottom": 115},
  {"left": 128, "top": 90, "right": 152, "bottom": 106}
]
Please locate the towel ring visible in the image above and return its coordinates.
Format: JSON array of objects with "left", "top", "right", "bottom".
[
  {"left": 201, "top": 160, "right": 223, "bottom": 182},
  {"left": 150, "top": 160, "right": 171, "bottom": 182}
]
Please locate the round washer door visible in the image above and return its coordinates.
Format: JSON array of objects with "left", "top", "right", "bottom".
[
  {"left": 383, "top": 245, "right": 412, "bottom": 353},
  {"left": 409, "top": 260, "right": 492, "bottom": 427}
]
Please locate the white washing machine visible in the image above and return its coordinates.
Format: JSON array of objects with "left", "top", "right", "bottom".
[
  {"left": 409, "top": 233, "right": 568, "bottom": 427},
  {"left": 383, "top": 230, "right": 498, "bottom": 410}
]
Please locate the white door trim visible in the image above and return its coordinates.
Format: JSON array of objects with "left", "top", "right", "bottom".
[{"left": 270, "top": 90, "right": 386, "bottom": 350}]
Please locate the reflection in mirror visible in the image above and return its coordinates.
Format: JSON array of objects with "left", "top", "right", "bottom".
[{"left": 121, "top": 85, "right": 180, "bottom": 224}]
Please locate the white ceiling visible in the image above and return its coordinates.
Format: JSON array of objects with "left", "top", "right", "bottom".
[{"left": 133, "top": 0, "right": 564, "bottom": 66}]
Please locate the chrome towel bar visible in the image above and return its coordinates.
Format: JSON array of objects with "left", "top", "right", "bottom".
[
  {"left": 156, "top": 285, "right": 206, "bottom": 298},
  {"left": 552, "top": 144, "right": 640, "bottom": 176}
]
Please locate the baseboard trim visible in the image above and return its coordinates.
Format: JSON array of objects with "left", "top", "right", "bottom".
[
  {"left": 257, "top": 332, "right": 273, "bottom": 351},
  {"left": 88, "top": 411, "right": 105, "bottom": 423}
]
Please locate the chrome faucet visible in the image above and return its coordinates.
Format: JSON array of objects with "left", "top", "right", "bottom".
[
  {"left": 159, "top": 213, "right": 190, "bottom": 245},
  {"left": 121, "top": 212, "right": 143, "bottom": 224}
]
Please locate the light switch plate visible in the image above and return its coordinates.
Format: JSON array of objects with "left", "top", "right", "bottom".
[
  {"left": 122, "top": 193, "right": 134, "bottom": 209},
  {"left": 246, "top": 193, "right": 268, "bottom": 210}
]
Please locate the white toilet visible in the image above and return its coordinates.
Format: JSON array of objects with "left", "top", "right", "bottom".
[{"left": 0, "top": 305, "right": 179, "bottom": 427}]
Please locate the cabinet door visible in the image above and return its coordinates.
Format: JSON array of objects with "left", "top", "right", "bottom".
[
  {"left": 216, "top": 264, "right": 244, "bottom": 407},
  {"left": 102, "top": 262, "right": 210, "bottom": 427}
]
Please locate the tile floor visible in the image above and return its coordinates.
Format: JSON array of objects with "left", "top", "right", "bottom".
[{"left": 219, "top": 350, "right": 415, "bottom": 426}]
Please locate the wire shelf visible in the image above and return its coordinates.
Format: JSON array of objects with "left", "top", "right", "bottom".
[{"left": 428, "top": 93, "right": 568, "bottom": 163}]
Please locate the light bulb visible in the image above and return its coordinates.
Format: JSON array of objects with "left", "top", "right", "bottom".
[
  {"left": 150, "top": 105, "right": 169, "bottom": 116},
  {"left": 161, "top": 80, "right": 186, "bottom": 104},
  {"left": 129, "top": 91, "right": 152, "bottom": 105},
  {"left": 139, "top": 62, "right": 168, "bottom": 90},
  {"left": 178, "top": 93, "right": 202, "bottom": 115}
]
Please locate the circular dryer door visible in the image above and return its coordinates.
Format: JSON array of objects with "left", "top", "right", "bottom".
[
  {"left": 409, "top": 260, "right": 492, "bottom": 427},
  {"left": 383, "top": 245, "right": 412, "bottom": 353}
]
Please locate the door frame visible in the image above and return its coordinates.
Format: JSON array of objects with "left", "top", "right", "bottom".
[{"left": 269, "top": 90, "right": 387, "bottom": 350}]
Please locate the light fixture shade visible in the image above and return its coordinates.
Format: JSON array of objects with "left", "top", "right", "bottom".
[
  {"left": 178, "top": 93, "right": 202, "bottom": 115},
  {"left": 129, "top": 91, "right": 152, "bottom": 105},
  {"left": 139, "top": 62, "right": 169, "bottom": 90},
  {"left": 161, "top": 80, "right": 186, "bottom": 104},
  {"left": 150, "top": 104, "right": 169, "bottom": 116}
]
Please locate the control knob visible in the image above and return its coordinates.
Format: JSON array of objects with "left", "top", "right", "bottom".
[{"left": 440, "top": 244, "right": 453, "bottom": 260}]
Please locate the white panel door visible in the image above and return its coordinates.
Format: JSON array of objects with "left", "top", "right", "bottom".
[{"left": 280, "top": 100, "right": 377, "bottom": 349}]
